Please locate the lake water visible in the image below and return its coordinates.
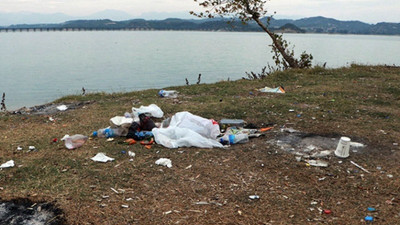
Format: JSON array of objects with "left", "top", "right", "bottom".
[{"left": 1, "top": 31, "right": 399, "bottom": 110}]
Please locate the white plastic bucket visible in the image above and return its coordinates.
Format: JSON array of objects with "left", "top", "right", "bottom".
[{"left": 335, "top": 137, "right": 351, "bottom": 158}]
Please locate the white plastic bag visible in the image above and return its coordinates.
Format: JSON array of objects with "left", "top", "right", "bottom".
[
  {"left": 168, "top": 111, "right": 220, "bottom": 139},
  {"left": 61, "top": 134, "right": 88, "bottom": 150},
  {"left": 109, "top": 116, "right": 133, "bottom": 136},
  {"left": 153, "top": 127, "right": 223, "bottom": 149},
  {"left": 110, "top": 116, "right": 133, "bottom": 127},
  {"left": 132, "top": 104, "right": 164, "bottom": 118}
]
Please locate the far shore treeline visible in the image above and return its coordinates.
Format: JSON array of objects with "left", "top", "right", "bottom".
[{"left": 1, "top": 16, "right": 400, "bottom": 35}]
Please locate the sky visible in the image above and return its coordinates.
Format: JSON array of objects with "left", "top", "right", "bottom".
[{"left": 0, "top": 0, "right": 399, "bottom": 24}]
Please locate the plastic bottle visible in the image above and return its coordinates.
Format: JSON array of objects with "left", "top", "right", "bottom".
[
  {"left": 219, "top": 133, "right": 249, "bottom": 145},
  {"left": 93, "top": 127, "right": 124, "bottom": 138},
  {"left": 158, "top": 90, "right": 178, "bottom": 98}
]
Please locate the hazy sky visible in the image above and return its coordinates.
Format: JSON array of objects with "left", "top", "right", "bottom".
[{"left": 0, "top": 0, "right": 399, "bottom": 23}]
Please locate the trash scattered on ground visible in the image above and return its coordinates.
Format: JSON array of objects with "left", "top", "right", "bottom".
[
  {"left": 335, "top": 137, "right": 351, "bottom": 158},
  {"left": 323, "top": 209, "right": 332, "bottom": 214},
  {"left": 185, "top": 165, "right": 192, "bottom": 170},
  {"left": 91, "top": 153, "right": 115, "bottom": 163},
  {"left": 219, "top": 133, "right": 249, "bottom": 145},
  {"left": 219, "top": 119, "right": 246, "bottom": 129},
  {"left": 0, "top": 160, "right": 15, "bottom": 169},
  {"left": 110, "top": 116, "right": 134, "bottom": 128},
  {"left": 106, "top": 138, "right": 114, "bottom": 142},
  {"left": 93, "top": 127, "right": 125, "bottom": 138},
  {"left": 350, "top": 142, "right": 365, "bottom": 148},
  {"left": 387, "top": 174, "right": 394, "bottom": 178},
  {"left": 17, "top": 146, "right": 22, "bottom": 151},
  {"left": 128, "top": 151, "right": 135, "bottom": 158},
  {"left": 158, "top": 90, "right": 178, "bottom": 98},
  {"left": 194, "top": 201, "right": 209, "bottom": 205},
  {"left": 306, "top": 159, "right": 329, "bottom": 167},
  {"left": 365, "top": 216, "right": 373, "bottom": 222},
  {"left": 61, "top": 134, "right": 88, "bottom": 150},
  {"left": 28, "top": 146, "right": 36, "bottom": 151},
  {"left": 350, "top": 161, "right": 371, "bottom": 174},
  {"left": 124, "top": 139, "right": 137, "bottom": 145},
  {"left": 155, "top": 158, "right": 172, "bottom": 168},
  {"left": 121, "top": 205, "right": 129, "bottom": 208},
  {"left": 272, "top": 130, "right": 366, "bottom": 164},
  {"left": 153, "top": 126, "right": 223, "bottom": 148},
  {"left": 153, "top": 112, "right": 223, "bottom": 148},
  {"left": 258, "top": 86, "right": 285, "bottom": 93},
  {"left": 140, "top": 138, "right": 154, "bottom": 145},
  {"left": 56, "top": 105, "right": 68, "bottom": 111},
  {"left": 367, "top": 207, "right": 376, "bottom": 212},
  {"left": 311, "top": 150, "right": 332, "bottom": 158},
  {"left": 131, "top": 104, "right": 164, "bottom": 119},
  {"left": 249, "top": 195, "right": 260, "bottom": 200}
]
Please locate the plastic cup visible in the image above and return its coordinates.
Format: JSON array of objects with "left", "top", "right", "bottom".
[{"left": 335, "top": 137, "right": 351, "bottom": 158}]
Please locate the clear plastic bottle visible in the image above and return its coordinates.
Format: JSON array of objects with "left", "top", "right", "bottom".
[
  {"left": 93, "top": 127, "right": 124, "bottom": 138},
  {"left": 158, "top": 90, "right": 178, "bottom": 98},
  {"left": 219, "top": 133, "right": 249, "bottom": 145}
]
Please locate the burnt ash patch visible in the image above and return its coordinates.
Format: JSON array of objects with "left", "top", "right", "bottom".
[{"left": 0, "top": 198, "right": 66, "bottom": 225}]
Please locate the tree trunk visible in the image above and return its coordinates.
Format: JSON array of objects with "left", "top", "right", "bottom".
[{"left": 252, "top": 17, "right": 299, "bottom": 68}]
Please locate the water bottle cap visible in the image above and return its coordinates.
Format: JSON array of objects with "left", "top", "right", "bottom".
[
  {"left": 365, "top": 216, "right": 373, "bottom": 221},
  {"left": 93, "top": 131, "right": 98, "bottom": 137}
]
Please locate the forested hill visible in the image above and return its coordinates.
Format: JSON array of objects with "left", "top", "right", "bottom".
[{"left": 2, "top": 16, "right": 399, "bottom": 35}]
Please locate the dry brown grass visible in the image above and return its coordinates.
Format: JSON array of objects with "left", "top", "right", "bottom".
[{"left": 0, "top": 65, "right": 399, "bottom": 224}]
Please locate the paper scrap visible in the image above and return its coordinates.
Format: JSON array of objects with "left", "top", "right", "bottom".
[
  {"left": 56, "top": 105, "right": 68, "bottom": 111},
  {"left": 155, "top": 158, "right": 172, "bottom": 168},
  {"left": 0, "top": 160, "right": 15, "bottom": 169},
  {"left": 91, "top": 153, "right": 114, "bottom": 163}
]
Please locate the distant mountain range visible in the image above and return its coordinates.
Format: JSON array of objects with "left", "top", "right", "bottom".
[
  {"left": 1, "top": 14, "right": 399, "bottom": 35},
  {"left": 0, "top": 10, "right": 192, "bottom": 26}
]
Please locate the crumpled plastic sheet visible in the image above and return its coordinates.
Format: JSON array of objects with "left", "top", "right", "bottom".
[
  {"left": 168, "top": 111, "right": 220, "bottom": 139},
  {"left": 61, "top": 134, "right": 88, "bottom": 150},
  {"left": 153, "top": 126, "right": 223, "bottom": 149}
]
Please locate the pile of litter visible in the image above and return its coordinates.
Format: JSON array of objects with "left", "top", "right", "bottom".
[{"left": 269, "top": 128, "right": 366, "bottom": 167}]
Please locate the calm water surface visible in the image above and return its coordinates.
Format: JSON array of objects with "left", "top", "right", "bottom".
[{"left": 1, "top": 31, "right": 399, "bottom": 110}]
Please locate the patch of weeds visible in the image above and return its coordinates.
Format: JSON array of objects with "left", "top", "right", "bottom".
[
  {"left": 386, "top": 86, "right": 400, "bottom": 95},
  {"left": 366, "top": 99, "right": 392, "bottom": 106},
  {"left": 367, "top": 111, "right": 392, "bottom": 119}
]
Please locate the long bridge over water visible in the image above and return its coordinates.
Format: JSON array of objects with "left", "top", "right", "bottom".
[{"left": 0, "top": 28, "right": 152, "bottom": 32}]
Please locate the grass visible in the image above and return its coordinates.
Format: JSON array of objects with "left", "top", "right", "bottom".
[{"left": 0, "top": 65, "right": 399, "bottom": 224}]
